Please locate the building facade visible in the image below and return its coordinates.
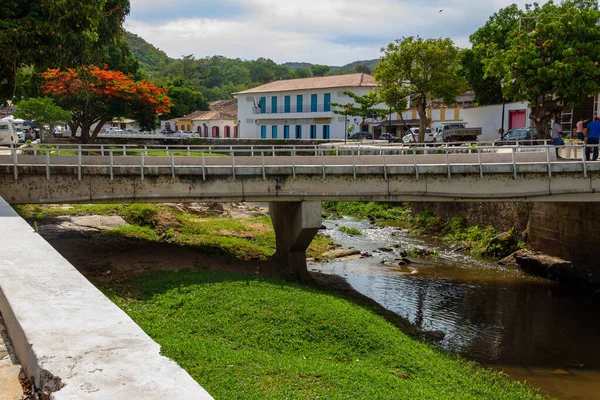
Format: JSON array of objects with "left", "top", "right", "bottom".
[
  {"left": 234, "top": 74, "right": 379, "bottom": 140},
  {"left": 163, "top": 99, "right": 239, "bottom": 137}
]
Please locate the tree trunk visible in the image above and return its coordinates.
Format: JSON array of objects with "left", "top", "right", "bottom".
[
  {"left": 417, "top": 94, "right": 428, "bottom": 143},
  {"left": 80, "top": 122, "right": 91, "bottom": 144},
  {"left": 89, "top": 119, "right": 108, "bottom": 144}
]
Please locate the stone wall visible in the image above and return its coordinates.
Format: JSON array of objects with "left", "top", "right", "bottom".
[
  {"left": 527, "top": 203, "right": 600, "bottom": 286},
  {"left": 407, "top": 202, "right": 533, "bottom": 235}
]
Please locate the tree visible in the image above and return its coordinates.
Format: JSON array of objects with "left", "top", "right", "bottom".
[
  {"left": 13, "top": 97, "right": 71, "bottom": 136},
  {"left": 294, "top": 68, "right": 311, "bottom": 79},
  {"left": 163, "top": 80, "right": 209, "bottom": 119},
  {"left": 331, "top": 91, "right": 386, "bottom": 137},
  {"left": 463, "top": 4, "right": 522, "bottom": 105},
  {"left": 42, "top": 65, "right": 172, "bottom": 143},
  {"left": 310, "top": 65, "right": 331, "bottom": 77},
  {"left": 375, "top": 37, "right": 466, "bottom": 142},
  {"left": 480, "top": 1, "right": 600, "bottom": 138},
  {"left": 354, "top": 64, "right": 372, "bottom": 75},
  {"left": 0, "top": 0, "right": 131, "bottom": 104},
  {"left": 377, "top": 83, "right": 410, "bottom": 135}
]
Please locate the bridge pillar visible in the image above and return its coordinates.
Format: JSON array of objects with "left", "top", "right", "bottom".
[{"left": 269, "top": 201, "right": 321, "bottom": 281}]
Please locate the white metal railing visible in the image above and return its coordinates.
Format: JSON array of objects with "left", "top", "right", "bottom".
[{"left": 1, "top": 141, "right": 597, "bottom": 183}]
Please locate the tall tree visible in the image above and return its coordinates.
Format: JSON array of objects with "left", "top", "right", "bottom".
[
  {"left": 462, "top": 4, "right": 523, "bottom": 105},
  {"left": 375, "top": 37, "right": 466, "bottom": 142},
  {"left": 163, "top": 79, "right": 209, "bottom": 119},
  {"left": 13, "top": 97, "right": 71, "bottom": 136},
  {"left": 481, "top": 1, "right": 600, "bottom": 137},
  {"left": 42, "top": 65, "right": 171, "bottom": 143},
  {"left": 0, "top": 0, "right": 131, "bottom": 104}
]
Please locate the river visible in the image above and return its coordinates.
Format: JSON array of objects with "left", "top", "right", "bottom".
[{"left": 311, "top": 217, "right": 600, "bottom": 400}]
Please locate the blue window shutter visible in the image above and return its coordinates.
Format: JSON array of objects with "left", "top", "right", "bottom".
[
  {"left": 311, "top": 94, "right": 318, "bottom": 112},
  {"left": 295, "top": 125, "right": 302, "bottom": 139},
  {"left": 284, "top": 96, "right": 291, "bottom": 113},
  {"left": 271, "top": 96, "right": 277, "bottom": 114},
  {"left": 260, "top": 97, "right": 266, "bottom": 114},
  {"left": 260, "top": 126, "right": 266, "bottom": 139},
  {"left": 310, "top": 125, "right": 316, "bottom": 139},
  {"left": 272, "top": 125, "right": 277, "bottom": 139},
  {"left": 324, "top": 93, "right": 331, "bottom": 112},
  {"left": 284, "top": 125, "right": 290, "bottom": 139},
  {"left": 323, "top": 125, "right": 330, "bottom": 139},
  {"left": 297, "top": 95, "right": 303, "bottom": 112}
]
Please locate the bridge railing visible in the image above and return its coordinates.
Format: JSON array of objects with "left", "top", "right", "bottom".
[{"left": 1, "top": 141, "right": 596, "bottom": 182}]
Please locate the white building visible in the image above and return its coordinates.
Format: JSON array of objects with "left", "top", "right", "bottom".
[{"left": 234, "top": 74, "right": 379, "bottom": 140}]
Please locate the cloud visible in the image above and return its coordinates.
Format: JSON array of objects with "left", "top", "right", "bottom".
[{"left": 125, "top": 0, "right": 548, "bottom": 65}]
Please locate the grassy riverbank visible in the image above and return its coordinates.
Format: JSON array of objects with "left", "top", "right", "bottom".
[
  {"left": 14, "top": 202, "right": 543, "bottom": 398},
  {"left": 323, "top": 201, "right": 524, "bottom": 257},
  {"left": 102, "top": 270, "right": 542, "bottom": 399}
]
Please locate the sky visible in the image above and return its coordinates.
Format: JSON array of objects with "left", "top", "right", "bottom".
[{"left": 125, "top": 0, "right": 548, "bottom": 66}]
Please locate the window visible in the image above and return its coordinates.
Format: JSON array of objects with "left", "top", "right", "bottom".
[
  {"left": 311, "top": 94, "right": 318, "bottom": 112},
  {"left": 322, "top": 125, "right": 330, "bottom": 139},
  {"left": 297, "top": 95, "right": 303, "bottom": 112},
  {"left": 233, "top": 126, "right": 239, "bottom": 138},
  {"left": 271, "top": 96, "right": 277, "bottom": 114},
  {"left": 224, "top": 126, "right": 231, "bottom": 138},
  {"left": 259, "top": 97, "right": 266, "bottom": 114},
  {"left": 310, "top": 125, "right": 317, "bottom": 139},
  {"left": 272, "top": 125, "right": 278, "bottom": 139},
  {"left": 295, "top": 125, "right": 302, "bottom": 139},
  {"left": 284, "top": 125, "right": 290, "bottom": 139},
  {"left": 324, "top": 93, "right": 331, "bottom": 112},
  {"left": 261, "top": 125, "right": 267, "bottom": 139},
  {"left": 212, "top": 126, "right": 219, "bottom": 138},
  {"left": 284, "top": 96, "right": 291, "bottom": 113}
]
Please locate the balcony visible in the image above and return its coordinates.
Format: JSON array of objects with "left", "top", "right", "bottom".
[{"left": 253, "top": 104, "right": 332, "bottom": 114}]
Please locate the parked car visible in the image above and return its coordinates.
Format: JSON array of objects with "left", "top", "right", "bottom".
[
  {"left": 348, "top": 132, "right": 373, "bottom": 140},
  {"left": 402, "top": 127, "right": 434, "bottom": 143},
  {"left": 433, "top": 123, "right": 482, "bottom": 143},
  {"left": 494, "top": 127, "right": 539, "bottom": 146},
  {"left": 378, "top": 133, "right": 401, "bottom": 143}
]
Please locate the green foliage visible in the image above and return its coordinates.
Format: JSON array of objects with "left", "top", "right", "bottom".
[
  {"left": 338, "top": 226, "right": 364, "bottom": 236},
  {"left": 13, "top": 97, "right": 71, "bottom": 129},
  {"left": 414, "top": 210, "right": 441, "bottom": 230},
  {"left": 103, "top": 270, "right": 543, "bottom": 399},
  {"left": 163, "top": 80, "right": 209, "bottom": 119},
  {"left": 479, "top": 1, "right": 600, "bottom": 137},
  {"left": 323, "top": 202, "right": 413, "bottom": 222},
  {"left": 310, "top": 64, "right": 331, "bottom": 77},
  {"left": 0, "top": 0, "right": 132, "bottom": 104},
  {"left": 375, "top": 37, "right": 466, "bottom": 142},
  {"left": 331, "top": 91, "right": 387, "bottom": 134}
]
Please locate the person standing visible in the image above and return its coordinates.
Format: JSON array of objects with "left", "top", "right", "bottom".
[
  {"left": 552, "top": 117, "right": 563, "bottom": 158},
  {"left": 586, "top": 117, "right": 600, "bottom": 161},
  {"left": 576, "top": 118, "right": 588, "bottom": 142}
]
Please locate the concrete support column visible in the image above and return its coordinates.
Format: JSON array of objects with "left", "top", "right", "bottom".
[{"left": 269, "top": 201, "right": 321, "bottom": 281}]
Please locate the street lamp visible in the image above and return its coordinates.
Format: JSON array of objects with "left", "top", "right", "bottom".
[
  {"left": 388, "top": 108, "right": 393, "bottom": 143},
  {"left": 500, "top": 79, "right": 506, "bottom": 139}
]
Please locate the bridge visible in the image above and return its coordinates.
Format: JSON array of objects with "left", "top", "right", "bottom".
[{"left": 0, "top": 141, "right": 597, "bottom": 280}]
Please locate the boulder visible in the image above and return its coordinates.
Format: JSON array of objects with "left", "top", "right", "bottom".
[
  {"left": 321, "top": 249, "right": 362, "bottom": 260},
  {"left": 512, "top": 250, "right": 575, "bottom": 282}
]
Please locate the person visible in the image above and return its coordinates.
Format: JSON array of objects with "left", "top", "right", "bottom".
[
  {"left": 576, "top": 118, "right": 589, "bottom": 142},
  {"left": 586, "top": 117, "right": 600, "bottom": 161},
  {"left": 552, "top": 117, "right": 563, "bottom": 158}
]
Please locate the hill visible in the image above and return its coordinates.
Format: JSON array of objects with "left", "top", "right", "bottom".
[
  {"left": 282, "top": 59, "right": 379, "bottom": 73},
  {"left": 123, "top": 31, "right": 174, "bottom": 74}
]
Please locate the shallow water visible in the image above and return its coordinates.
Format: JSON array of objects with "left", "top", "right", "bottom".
[{"left": 312, "top": 217, "right": 600, "bottom": 399}]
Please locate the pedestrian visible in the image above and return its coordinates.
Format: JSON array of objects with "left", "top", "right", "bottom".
[
  {"left": 576, "top": 118, "right": 588, "bottom": 142},
  {"left": 585, "top": 117, "right": 600, "bottom": 161},
  {"left": 552, "top": 117, "right": 564, "bottom": 158}
]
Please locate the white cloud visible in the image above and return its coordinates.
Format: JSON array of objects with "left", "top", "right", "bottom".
[{"left": 125, "top": 0, "right": 549, "bottom": 65}]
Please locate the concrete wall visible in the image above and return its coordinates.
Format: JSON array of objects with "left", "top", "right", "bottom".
[
  {"left": 0, "top": 197, "right": 213, "bottom": 399},
  {"left": 462, "top": 102, "right": 530, "bottom": 142},
  {"left": 527, "top": 203, "right": 600, "bottom": 286}
]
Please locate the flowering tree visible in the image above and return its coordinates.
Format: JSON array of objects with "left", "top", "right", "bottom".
[{"left": 42, "top": 65, "right": 171, "bottom": 143}]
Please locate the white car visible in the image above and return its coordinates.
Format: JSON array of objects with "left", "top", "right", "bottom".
[{"left": 402, "top": 127, "right": 434, "bottom": 143}]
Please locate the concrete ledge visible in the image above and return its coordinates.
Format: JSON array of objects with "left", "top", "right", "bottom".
[{"left": 0, "top": 197, "right": 213, "bottom": 399}]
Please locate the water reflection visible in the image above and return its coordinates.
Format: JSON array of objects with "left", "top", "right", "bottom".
[{"left": 315, "top": 218, "right": 600, "bottom": 369}]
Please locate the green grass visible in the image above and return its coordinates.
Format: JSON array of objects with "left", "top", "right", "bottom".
[
  {"left": 103, "top": 270, "right": 543, "bottom": 400},
  {"left": 338, "top": 226, "right": 363, "bottom": 236}
]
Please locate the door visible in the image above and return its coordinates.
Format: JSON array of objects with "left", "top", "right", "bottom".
[
  {"left": 260, "top": 125, "right": 266, "bottom": 139},
  {"left": 284, "top": 125, "right": 290, "bottom": 139},
  {"left": 509, "top": 110, "right": 526, "bottom": 129}
]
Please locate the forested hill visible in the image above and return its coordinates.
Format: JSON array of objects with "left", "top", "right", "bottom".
[{"left": 123, "top": 31, "right": 379, "bottom": 109}]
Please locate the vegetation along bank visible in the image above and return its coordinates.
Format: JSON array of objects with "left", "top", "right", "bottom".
[{"left": 14, "top": 202, "right": 545, "bottom": 399}]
